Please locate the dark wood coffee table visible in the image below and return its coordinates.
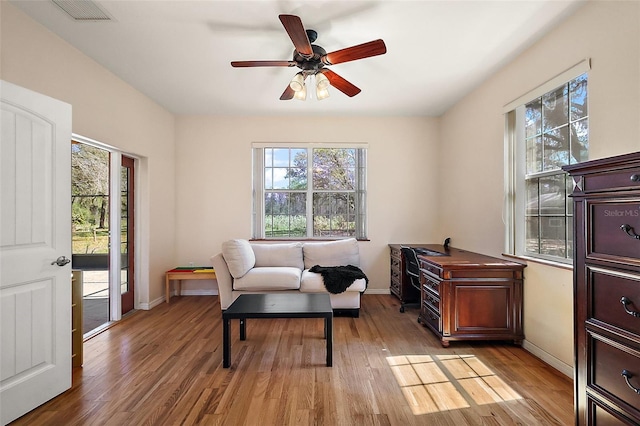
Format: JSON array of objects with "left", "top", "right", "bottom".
[{"left": 222, "top": 293, "right": 333, "bottom": 368}]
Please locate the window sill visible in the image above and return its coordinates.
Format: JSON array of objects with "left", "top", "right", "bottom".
[
  {"left": 501, "top": 253, "right": 573, "bottom": 271},
  {"left": 250, "top": 238, "right": 370, "bottom": 242}
]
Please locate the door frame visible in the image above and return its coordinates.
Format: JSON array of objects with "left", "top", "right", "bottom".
[
  {"left": 120, "top": 155, "right": 135, "bottom": 315},
  {"left": 72, "top": 134, "right": 139, "bottom": 320}
]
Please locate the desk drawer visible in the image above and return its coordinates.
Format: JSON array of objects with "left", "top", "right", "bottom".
[
  {"left": 589, "top": 333, "right": 640, "bottom": 418},
  {"left": 422, "top": 285, "right": 440, "bottom": 311},
  {"left": 422, "top": 275, "right": 440, "bottom": 296},
  {"left": 420, "top": 260, "right": 442, "bottom": 279},
  {"left": 588, "top": 200, "right": 640, "bottom": 263},
  {"left": 421, "top": 304, "right": 441, "bottom": 333},
  {"left": 588, "top": 267, "right": 640, "bottom": 337}
]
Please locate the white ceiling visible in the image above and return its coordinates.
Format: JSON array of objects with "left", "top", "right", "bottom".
[{"left": 11, "top": 0, "right": 585, "bottom": 116}]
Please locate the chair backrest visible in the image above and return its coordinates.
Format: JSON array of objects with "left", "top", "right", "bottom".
[{"left": 400, "top": 247, "right": 421, "bottom": 288}]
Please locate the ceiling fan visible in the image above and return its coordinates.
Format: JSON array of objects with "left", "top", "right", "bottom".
[{"left": 231, "top": 14, "right": 387, "bottom": 100}]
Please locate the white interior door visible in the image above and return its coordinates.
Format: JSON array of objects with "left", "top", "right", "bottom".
[{"left": 0, "top": 80, "right": 72, "bottom": 425}]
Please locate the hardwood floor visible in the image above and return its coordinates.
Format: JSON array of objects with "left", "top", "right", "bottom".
[{"left": 11, "top": 295, "right": 574, "bottom": 425}]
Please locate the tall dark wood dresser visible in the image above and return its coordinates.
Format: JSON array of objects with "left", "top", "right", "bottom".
[{"left": 563, "top": 152, "right": 640, "bottom": 426}]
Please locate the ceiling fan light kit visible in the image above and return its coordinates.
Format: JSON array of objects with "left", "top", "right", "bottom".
[
  {"left": 231, "top": 14, "right": 386, "bottom": 101},
  {"left": 289, "top": 72, "right": 306, "bottom": 92}
]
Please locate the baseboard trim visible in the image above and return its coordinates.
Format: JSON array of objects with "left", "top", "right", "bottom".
[
  {"left": 364, "top": 288, "right": 391, "bottom": 295},
  {"left": 521, "top": 339, "right": 573, "bottom": 378},
  {"left": 140, "top": 290, "right": 220, "bottom": 311},
  {"left": 179, "top": 289, "right": 219, "bottom": 296}
]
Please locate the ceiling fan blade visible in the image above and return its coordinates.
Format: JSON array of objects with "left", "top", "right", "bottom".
[
  {"left": 279, "top": 14, "right": 313, "bottom": 58},
  {"left": 280, "top": 85, "right": 295, "bottom": 100},
  {"left": 320, "top": 70, "right": 361, "bottom": 97},
  {"left": 321, "top": 39, "right": 387, "bottom": 65},
  {"left": 231, "top": 60, "right": 296, "bottom": 67}
]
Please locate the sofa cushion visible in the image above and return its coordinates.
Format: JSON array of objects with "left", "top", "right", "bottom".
[
  {"left": 233, "top": 267, "right": 302, "bottom": 291},
  {"left": 221, "top": 239, "right": 255, "bottom": 279},
  {"left": 303, "top": 238, "right": 360, "bottom": 269},
  {"left": 251, "top": 242, "right": 304, "bottom": 269},
  {"left": 300, "top": 269, "right": 367, "bottom": 293}
]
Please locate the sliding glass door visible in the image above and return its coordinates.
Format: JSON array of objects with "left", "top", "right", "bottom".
[{"left": 72, "top": 142, "right": 135, "bottom": 334}]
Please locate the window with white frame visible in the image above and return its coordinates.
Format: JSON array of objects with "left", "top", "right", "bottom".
[
  {"left": 505, "top": 62, "right": 589, "bottom": 263},
  {"left": 252, "top": 145, "right": 367, "bottom": 239}
]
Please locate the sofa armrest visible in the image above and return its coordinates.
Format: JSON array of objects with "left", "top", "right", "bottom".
[{"left": 211, "top": 253, "right": 233, "bottom": 310}]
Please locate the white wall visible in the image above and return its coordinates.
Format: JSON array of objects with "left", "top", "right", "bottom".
[
  {"left": 0, "top": 2, "right": 177, "bottom": 306},
  {"left": 439, "top": 0, "right": 640, "bottom": 373},
  {"left": 174, "top": 116, "right": 440, "bottom": 293}
]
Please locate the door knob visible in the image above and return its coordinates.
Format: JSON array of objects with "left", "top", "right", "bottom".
[{"left": 51, "top": 256, "right": 71, "bottom": 267}]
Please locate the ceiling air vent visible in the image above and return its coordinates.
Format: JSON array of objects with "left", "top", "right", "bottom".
[{"left": 52, "top": 0, "right": 113, "bottom": 21}]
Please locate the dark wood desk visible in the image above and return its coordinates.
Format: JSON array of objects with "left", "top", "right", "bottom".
[
  {"left": 389, "top": 244, "right": 431, "bottom": 310},
  {"left": 412, "top": 245, "right": 525, "bottom": 347},
  {"left": 222, "top": 293, "right": 333, "bottom": 368}
]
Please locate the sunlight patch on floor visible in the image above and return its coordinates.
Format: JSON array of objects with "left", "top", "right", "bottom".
[{"left": 387, "top": 354, "right": 522, "bottom": 415}]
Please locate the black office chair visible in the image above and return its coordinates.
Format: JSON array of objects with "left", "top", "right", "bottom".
[{"left": 399, "top": 246, "right": 422, "bottom": 315}]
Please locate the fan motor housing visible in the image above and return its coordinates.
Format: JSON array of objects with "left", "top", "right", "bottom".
[{"left": 293, "top": 44, "right": 327, "bottom": 72}]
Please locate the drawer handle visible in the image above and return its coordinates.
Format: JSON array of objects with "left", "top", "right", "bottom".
[
  {"left": 621, "top": 297, "right": 640, "bottom": 318},
  {"left": 620, "top": 224, "right": 640, "bottom": 240},
  {"left": 621, "top": 370, "right": 640, "bottom": 395},
  {"left": 632, "top": 174, "right": 640, "bottom": 182}
]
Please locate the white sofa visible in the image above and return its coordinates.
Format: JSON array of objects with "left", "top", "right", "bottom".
[{"left": 211, "top": 238, "right": 367, "bottom": 317}]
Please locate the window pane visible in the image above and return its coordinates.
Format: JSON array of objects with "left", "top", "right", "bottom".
[
  {"left": 571, "top": 118, "right": 589, "bottom": 164},
  {"left": 525, "top": 216, "right": 539, "bottom": 254},
  {"left": 567, "top": 218, "right": 573, "bottom": 259},
  {"left": 570, "top": 74, "right": 588, "bottom": 121},
  {"left": 526, "top": 179, "right": 539, "bottom": 215},
  {"left": 526, "top": 136, "right": 542, "bottom": 174},
  {"left": 264, "top": 192, "right": 306, "bottom": 237},
  {"left": 525, "top": 99, "right": 541, "bottom": 138},
  {"left": 272, "top": 167, "right": 289, "bottom": 189},
  {"left": 539, "top": 174, "right": 565, "bottom": 215},
  {"left": 542, "top": 85, "right": 568, "bottom": 132},
  {"left": 272, "top": 148, "right": 290, "bottom": 167},
  {"left": 543, "top": 125, "right": 569, "bottom": 170},
  {"left": 265, "top": 148, "right": 273, "bottom": 167},
  {"left": 313, "top": 148, "right": 356, "bottom": 190},
  {"left": 313, "top": 192, "right": 355, "bottom": 237},
  {"left": 291, "top": 149, "right": 307, "bottom": 167},
  {"left": 289, "top": 167, "right": 307, "bottom": 189},
  {"left": 264, "top": 168, "right": 273, "bottom": 189},
  {"left": 540, "top": 216, "right": 566, "bottom": 257}
]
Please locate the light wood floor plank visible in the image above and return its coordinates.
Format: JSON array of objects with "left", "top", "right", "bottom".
[{"left": 9, "top": 295, "right": 573, "bottom": 425}]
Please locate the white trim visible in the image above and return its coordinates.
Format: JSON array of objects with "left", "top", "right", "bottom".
[
  {"left": 252, "top": 141, "right": 369, "bottom": 149},
  {"left": 109, "top": 153, "right": 122, "bottom": 321},
  {"left": 503, "top": 58, "right": 591, "bottom": 112},
  {"left": 521, "top": 340, "right": 573, "bottom": 378},
  {"left": 503, "top": 111, "right": 516, "bottom": 254},
  {"left": 177, "top": 289, "right": 219, "bottom": 296},
  {"left": 363, "top": 289, "right": 391, "bottom": 295}
]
